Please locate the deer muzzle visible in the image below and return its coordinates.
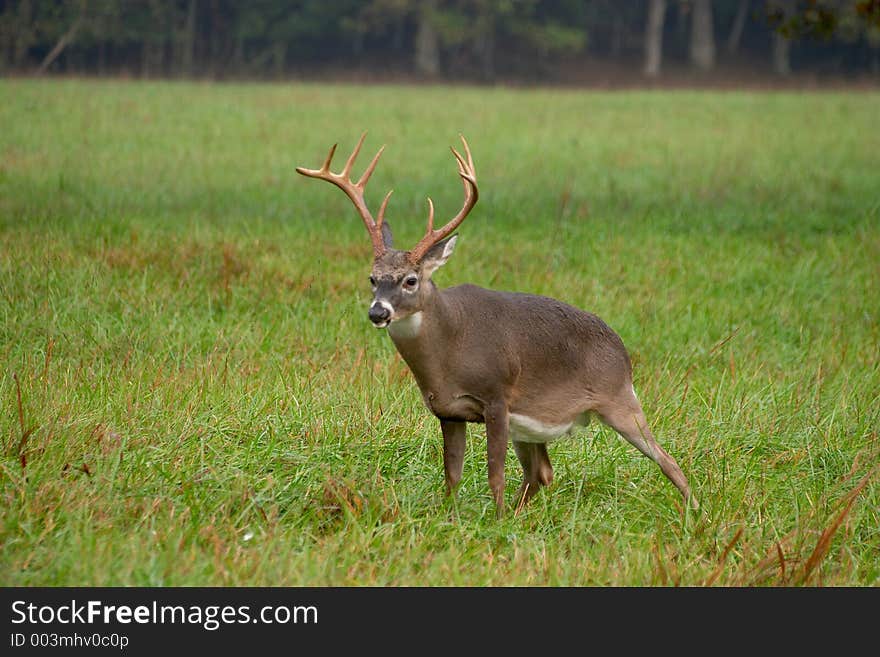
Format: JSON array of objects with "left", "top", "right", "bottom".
[{"left": 368, "top": 301, "right": 392, "bottom": 328}]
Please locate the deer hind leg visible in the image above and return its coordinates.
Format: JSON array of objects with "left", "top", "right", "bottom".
[
  {"left": 597, "top": 388, "right": 697, "bottom": 508},
  {"left": 513, "top": 441, "right": 554, "bottom": 507}
]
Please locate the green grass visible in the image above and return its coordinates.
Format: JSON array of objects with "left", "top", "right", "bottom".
[{"left": 1, "top": 79, "right": 878, "bottom": 586}]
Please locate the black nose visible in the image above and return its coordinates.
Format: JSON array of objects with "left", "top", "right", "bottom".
[{"left": 369, "top": 304, "right": 391, "bottom": 323}]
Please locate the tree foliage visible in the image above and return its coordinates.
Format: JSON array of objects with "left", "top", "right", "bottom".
[{"left": 0, "top": 0, "right": 877, "bottom": 78}]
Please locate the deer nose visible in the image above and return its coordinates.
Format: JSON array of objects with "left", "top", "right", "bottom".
[{"left": 369, "top": 303, "right": 391, "bottom": 324}]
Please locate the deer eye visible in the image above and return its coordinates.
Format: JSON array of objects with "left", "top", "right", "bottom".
[
  {"left": 369, "top": 276, "right": 377, "bottom": 287},
  {"left": 404, "top": 276, "right": 418, "bottom": 288}
]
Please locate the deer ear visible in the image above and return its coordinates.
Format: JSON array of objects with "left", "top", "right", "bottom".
[
  {"left": 381, "top": 221, "right": 394, "bottom": 248},
  {"left": 420, "top": 234, "right": 457, "bottom": 277}
]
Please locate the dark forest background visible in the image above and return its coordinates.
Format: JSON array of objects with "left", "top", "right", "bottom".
[{"left": 2, "top": 1, "right": 880, "bottom": 84}]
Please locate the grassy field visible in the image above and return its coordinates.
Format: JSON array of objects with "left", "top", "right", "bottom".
[{"left": 1, "top": 79, "right": 878, "bottom": 586}]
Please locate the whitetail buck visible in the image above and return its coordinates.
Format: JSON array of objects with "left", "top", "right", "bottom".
[{"left": 297, "top": 133, "right": 695, "bottom": 516}]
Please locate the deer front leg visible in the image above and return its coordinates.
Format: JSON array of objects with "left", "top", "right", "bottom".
[
  {"left": 484, "top": 404, "right": 509, "bottom": 518},
  {"left": 441, "top": 420, "right": 467, "bottom": 496}
]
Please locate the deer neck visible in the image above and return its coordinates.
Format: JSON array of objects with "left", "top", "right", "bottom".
[{"left": 387, "top": 282, "right": 454, "bottom": 364}]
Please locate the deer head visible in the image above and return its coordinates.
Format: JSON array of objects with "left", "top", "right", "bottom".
[{"left": 296, "top": 133, "right": 478, "bottom": 329}]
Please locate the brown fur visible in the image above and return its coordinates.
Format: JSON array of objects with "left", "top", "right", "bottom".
[
  {"left": 372, "top": 244, "right": 695, "bottom": 516},
  {"left": 297, "top": 134, "right": 693, "bottom": 516}
]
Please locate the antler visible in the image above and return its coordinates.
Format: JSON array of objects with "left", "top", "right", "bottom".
[
  {"left": 295, "top": 132, "right": 392, "bottom": 258},
  {"left": 407, "top": 135, "right": 479, "bottom": 264}
]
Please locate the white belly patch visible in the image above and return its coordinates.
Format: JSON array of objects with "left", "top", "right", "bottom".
[{"left": 508, "top": 413, "right": 574, "bottom": 444}]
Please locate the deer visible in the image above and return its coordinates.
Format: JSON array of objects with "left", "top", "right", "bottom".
[{"left": 296, "top": 133, "right": 696, "bottom": 516}]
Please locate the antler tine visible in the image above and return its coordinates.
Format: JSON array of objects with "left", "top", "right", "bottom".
[
  {"left": 459, "top": 134, "right": 475, "bottom": 176},
  {"left": 294, "top": 142, "right": 334, "bottom": 177},
  {"left": 295, "top": 133, "right": 390, "bottom": 258},
  {"left": 357, "top": 144, "right": 386, "bottom": 190},
  {"left": 407, "top": 136, "right": 479, "bottom": 264},
  {"left": 342, "top": 131, "right": 367, "bottom": 178},
  {"left": 451, "top": 135, "right": 477, "bottom": 189},
  {"left": 450, "top": 147, "right": 477, "bottom": 190},
  {"left": 321, "top": 143, "right": 337, "bottom": 173},
  {"left": 377, "top": 190, "right": 394, "bottom": 228},
  {"left": 425, "top": 197, "right": 435, "bottom": 234}
]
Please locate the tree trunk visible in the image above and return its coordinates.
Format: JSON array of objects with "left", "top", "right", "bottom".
[
  {"left": 611, "top": 13, "right": 624, "bottom": 58},
  {"left": 690, "top": 0, "right": 715, "bottom": 71},
  {"left": 644, "top": 0, "right": 667, "bottom": 77},
  {"left": 209, "top": 0, "right": 223, "bottom": 78},
  {"left": 233, "top": 35, "right": 245, "bottom": 75},
  {"left": 676, "top": 1, "right": 689, "bottom": 43},
  {"left": 180, "top": 0, "right": 197, "bottom": 77},
  {"left": 768, "top": 0, "right": 793, "bottom": 75},
  {"left": 392, "top": 12, "right": 405, "bottom": 52},
  {"left": 97, "top": 40, "right": 106, "bottom": 75},
  {"left": 39, "top": 16, "right": 83, "bottom": 74},
  {"left": 0, "top": 28, "right": 8, "bottom": 73},
  {"left": 352, "top": 28, "right": 364, "bottom": 56},
  {"left": 478, "top": 23, "right": 495, "bottom": 81},
  {"left": 726, "top": 0, "right": 749, "bottom": 54},
  {"left": 145, "top": 1, "right": 167, "bottom": 78},
  {"left": 13, "top": 0, "right": 34, "bottom": 69},
  {"left": 414, "top": 1, "right": 440, "bottom": 77},
  {"left": 772, "top": 31, "right": 791, "bottom": 75},
  {"left": 143, "top": 38, "right": 166, "bottom": 78},
  {"left": 272, "top": 41, "right": 286, "bottom": 78}
]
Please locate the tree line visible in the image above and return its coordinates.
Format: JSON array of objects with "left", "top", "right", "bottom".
[{"left": 2, "top": 1, "right": 879, "bottom": 81}]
